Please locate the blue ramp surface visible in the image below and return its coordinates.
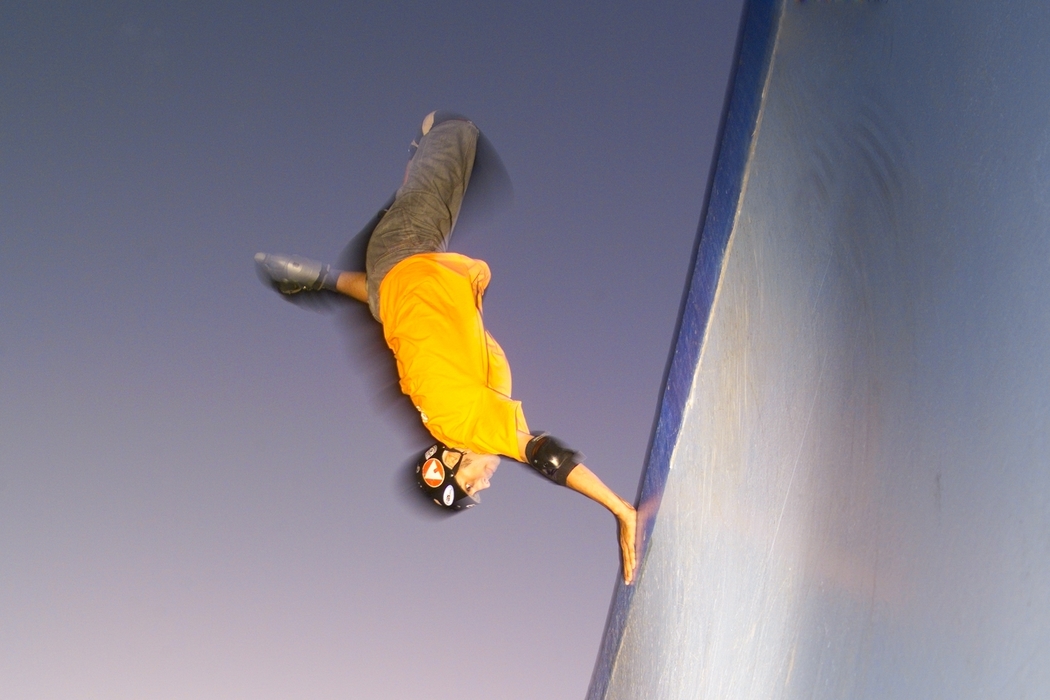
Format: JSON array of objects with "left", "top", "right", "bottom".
[{"left": 590, "top": 0, "right": 1050, "bottom": 697}]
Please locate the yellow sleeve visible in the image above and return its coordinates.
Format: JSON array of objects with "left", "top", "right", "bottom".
[
  {"left": 466, "top": 388, "right": 529, "bottom": 461},
  {"left": 485, "top": 331, "right": 513, "bottom": 398},
  {"left": 468, "top": 259, "right": 492, "bottom": 297}
]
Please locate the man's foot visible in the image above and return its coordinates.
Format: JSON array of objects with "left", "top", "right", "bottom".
[
  {"left": 254, "top": 252, "right": 336, "bottom": 294},
  {"left": 421, "top": 111, "right": 436, "bottom": 136}
]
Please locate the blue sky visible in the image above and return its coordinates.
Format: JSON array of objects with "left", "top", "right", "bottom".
[{"left": 1, "top": 2, "right": 743, "bottom": 697}]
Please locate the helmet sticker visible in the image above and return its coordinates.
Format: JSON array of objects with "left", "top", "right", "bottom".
[
  {"left": 442, "top": 484, "right": 455, "bottom": 506},
  {"left": 424, "top": 445, "right": 438, "bottom": 459},
  {"left": 441, "top": 449, "right": 462, "bottom": 468},
  {"left": 422, "top": 458, "right": 445, "bottom": 488}
]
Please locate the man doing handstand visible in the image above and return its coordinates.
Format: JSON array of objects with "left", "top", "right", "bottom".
[{"left": 256, "top": 112, "right": 637, "bottom": 584}]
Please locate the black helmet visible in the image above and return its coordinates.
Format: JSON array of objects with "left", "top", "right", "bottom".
[{"left": 414, "top": 442, "right": 479, "bottom": 510}]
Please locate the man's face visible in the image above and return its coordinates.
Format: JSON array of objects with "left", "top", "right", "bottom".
[{"left": 454, "top": 452, "right": 500, "bottom": 497}]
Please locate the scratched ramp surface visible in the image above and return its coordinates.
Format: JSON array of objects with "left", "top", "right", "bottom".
[{"left": 590, "top": 1, "right": 1050, "bottom": 698}]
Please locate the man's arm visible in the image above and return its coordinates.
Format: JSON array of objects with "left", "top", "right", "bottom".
[
  {"left": 565, "top": 464, "right": 638, "bottom": 585},
  {"left": 517, "top": 431, "right": 638, "bottom": 585}
]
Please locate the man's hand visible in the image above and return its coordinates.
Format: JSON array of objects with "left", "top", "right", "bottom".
[
  {"left": 617, "top": 505, "right": 638, "bottom": 585},
  {"left": 560, "top": 461, "right": 640, "bottom": 586}
]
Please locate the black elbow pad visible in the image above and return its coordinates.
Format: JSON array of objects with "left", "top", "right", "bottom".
[{"left": 525, "top": 432, "right": 580, "bottom": 485}]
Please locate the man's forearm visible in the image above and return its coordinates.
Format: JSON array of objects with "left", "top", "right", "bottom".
[
  {"left": 565, "top": 463, "right": 638, "bottom": 585},
  {"left": 564, "top": 463, "right": 632, "bottom": 518},
  {"left": 516, "top": 430, "right": 638, "bottom": 583},
  {"left": 515, "top": 430, "right": 631, "bottom": 515}
]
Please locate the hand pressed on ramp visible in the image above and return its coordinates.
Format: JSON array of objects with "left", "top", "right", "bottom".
[
  {"left": 618, "top": 505, "right": 638, "bottom": 585},
  {"left": 560, "top": 462, "right": 639, "bottom": 585}
]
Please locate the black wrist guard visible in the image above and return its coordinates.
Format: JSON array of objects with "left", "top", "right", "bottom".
[{"left": 525, "top": 432, "right": 580, "bottom": 486}]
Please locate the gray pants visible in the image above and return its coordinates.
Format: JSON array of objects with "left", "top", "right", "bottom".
[{"left": 365, "top": 117, "right": 479, "bottom": 320}]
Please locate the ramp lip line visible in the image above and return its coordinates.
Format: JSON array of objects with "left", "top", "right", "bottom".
[{"left": 586, "top": 0, "right": 784, "bottom": 697}]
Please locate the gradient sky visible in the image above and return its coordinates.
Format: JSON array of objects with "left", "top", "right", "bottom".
[{"left": 1, "top": 2, "right": 743, "bottom": 697}]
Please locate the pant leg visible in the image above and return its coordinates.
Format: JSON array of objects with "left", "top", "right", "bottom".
[{"left": 365, "top": 117, "right": 479, "bottom": 320}]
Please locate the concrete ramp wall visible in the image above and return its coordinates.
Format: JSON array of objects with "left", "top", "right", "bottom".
[{"left": 589, "top": 1, "right": 1050, "bottom": 697}]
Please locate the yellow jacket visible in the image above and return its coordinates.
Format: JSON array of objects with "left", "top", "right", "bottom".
[{"left": 378, "top": 253, "right": 529, "bottom": 461}]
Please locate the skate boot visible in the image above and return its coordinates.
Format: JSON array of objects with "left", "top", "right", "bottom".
[{"left": 254, "top": 253, "right": 338, "bottom": 294}]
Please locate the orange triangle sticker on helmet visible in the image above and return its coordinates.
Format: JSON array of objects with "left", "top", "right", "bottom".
[{"left": 422, "top": 458, "right": 445, "bottom": 488}]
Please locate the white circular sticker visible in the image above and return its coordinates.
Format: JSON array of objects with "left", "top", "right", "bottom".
[
  {"left": 424, "top": 445, "right": 438, "bottom": 459},
  {"left": 442, "top": 484, "right": 455, "bottom": 506}
]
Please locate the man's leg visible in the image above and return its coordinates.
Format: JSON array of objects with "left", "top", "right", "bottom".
[
  {"left": 334, "top": 270, "right": 367, "bottom": 302},
  {"left": 364, "top": 114, "right": 479, "bottom": 319},
  {"left": 255, "top": 113, "right": 478, "bottom": 311}
]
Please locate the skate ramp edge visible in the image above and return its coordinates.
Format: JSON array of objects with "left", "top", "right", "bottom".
[{"left": 589, "top": 0, "right": 1050, "bottom": 697}]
